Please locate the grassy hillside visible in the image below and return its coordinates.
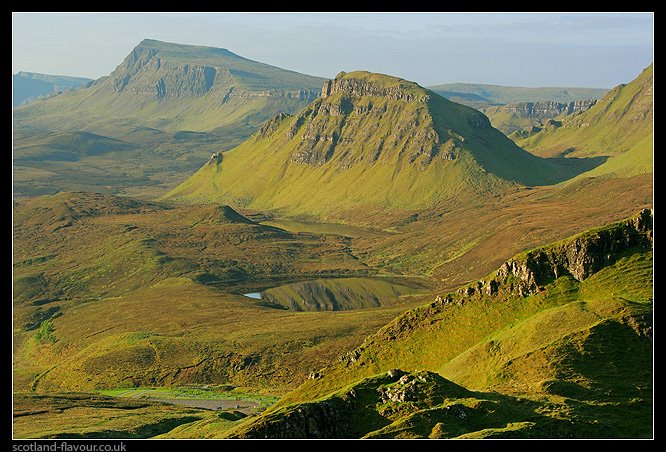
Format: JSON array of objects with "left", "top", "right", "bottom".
[
  {"left": 514, "top": 65, "right": 653, "bottom": 178},
  {"left": 224, "top": 211, "right": 652, "bottom": 438},
  {"left": 13, "top": 39, "right": 325, "bottom": 197},
  {"left": 167, "top": 71, "right": 596, "bottom": 219},
  {"left": 429, "top": 83, "right": 607, "bottom": 105}
]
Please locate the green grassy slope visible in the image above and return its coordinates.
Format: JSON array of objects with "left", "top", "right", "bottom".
[
  {"left": 515, "top": 64, "right": 653, "bottom": 177},
  {"left": 225, "top": 211, "right": 652, "bottom": 438},
  {"left": 167, "top": 71, "right": 593, "bottom": 219},
  {"left": 429, "top": 83, "right": 607, "bottom": 105},
  {"left": 13, "top": 392, "right": 207, "bottom": 439}
]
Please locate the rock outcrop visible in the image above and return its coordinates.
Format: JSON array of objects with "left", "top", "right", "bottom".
[
  {"left": 229, "top": 371, "right": 471, "bottom": 438},
  {"left": 256, "top": 112, "right": 291, "bottom": 139},
  {"left": 494, "top": 100, "right": 596, "bottom": 119},
  {"left": 231, "top": 399, "right": 347, "bottom": 438},
  {"left": 346, "top": 209, "right": 653, "bottom": 348},
  {"left": 479, "top": 208, "right": 653, "bottom": 297},
  {"left": 285, "top": 71, "right": 465, "bottom": 168},
  {"left": 321, "top": 72, "right": 430, "bottom": 103}
]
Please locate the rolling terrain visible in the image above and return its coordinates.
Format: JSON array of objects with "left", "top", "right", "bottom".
[
  {"left": 13, "top": 192, "right": 434, "bottom": 400},
  {"left": 12, "top": 39, "right": 653, "bottom": 439},
  {"left": 13, "top": 40, "right": 325, "bottom": 198}
]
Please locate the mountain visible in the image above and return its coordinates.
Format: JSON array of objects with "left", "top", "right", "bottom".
[
  {"left": 166, "top": 71, "right": 592, "bottom": 220},
  {"left": 482, "top": 100, "right": 596, "bottom": 135},
  {"left": 514, "top": 64, "right": 653, "bottom": 179},
  {"left": 13, "top": 39, "right": 326, "bottom": 197},
  {"left": 222, "top": 211, "right": 653, "bottom": 438},
  {"left": 14, "top": 39, "right": 325, "bottom": 134},
  {"left": 13, "top": 71, "right": 92, "bottom": 106},
  {"left": 429, "top": 82, "right": 608, "bottom": 108}
]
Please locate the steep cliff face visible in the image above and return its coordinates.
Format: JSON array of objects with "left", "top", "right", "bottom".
[
  {"left": 474, "top": 208, "right": 653, "bottom": 298},
  {"left": 98, "top": 40, "right": 319, "bottom": 101},
  {"left": 321, "top": 73, "right": 430, "bottom": 102},
  {"left": 483, "top": 100, "right": 596, "bottom": 134},
  {"left": 492, "top": 100, "right": 595, "bottom": 119}
]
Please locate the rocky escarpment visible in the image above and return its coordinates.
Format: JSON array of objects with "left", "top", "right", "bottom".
[
  {"left": 484, "top": 100, "right": 596, "bottom": 134},
  {"left": 336, "top": 209, "right": 653, "bottom": 355},
  {"left": 492, "top": 100, "right": 596, "bottom": 119},
  {"left": 470, "top": 207, "right": 653, "bottom": 298},
  {"left": 99, "top": 42, "right": 320, "bottom": 101},
  {"left": 321, "top": 72, "right": 430, "bottom": 103}
]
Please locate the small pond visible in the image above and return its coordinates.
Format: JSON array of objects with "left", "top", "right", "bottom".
[{"left": 243, "top": 276, "right": 430, "bottom": 311}]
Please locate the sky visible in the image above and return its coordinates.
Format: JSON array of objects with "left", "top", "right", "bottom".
[{"left": 12, "top": 12, "right": 653, "bottom": 88}]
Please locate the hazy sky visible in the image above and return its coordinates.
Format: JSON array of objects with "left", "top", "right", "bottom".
[{"left": 12, "top": 12, "right": 653, "bottom": 88}]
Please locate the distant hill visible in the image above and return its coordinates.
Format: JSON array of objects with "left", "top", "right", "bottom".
[
  {"left": 429, "top": 82, "right": 608, "bottom": 107},
  {"left": 13, "top": 71, "right": 92, "bottom": 106},
  {"left": 13, "top": 39, "right": 327, "bottom": 198},
  {"left": 167, "top": 71, "right": 593, "bottom": 220},
  {"left": 514, "top": 64, "right": 653, "bottom": 178},
  {"left": 14, "top": 39, "right": 325, "bottom": 134}
]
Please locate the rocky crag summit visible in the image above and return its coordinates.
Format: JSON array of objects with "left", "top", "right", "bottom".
[{"left": 167, "top": 71, "right": 580, "bottom": 219}]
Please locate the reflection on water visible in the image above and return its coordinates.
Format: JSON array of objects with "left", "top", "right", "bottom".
[
  {"left": 243, "top": 277, "right": 429, "bottom": 311},
  {"left": 259, "top": 218, "right": 383, "bottom": 238}
]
